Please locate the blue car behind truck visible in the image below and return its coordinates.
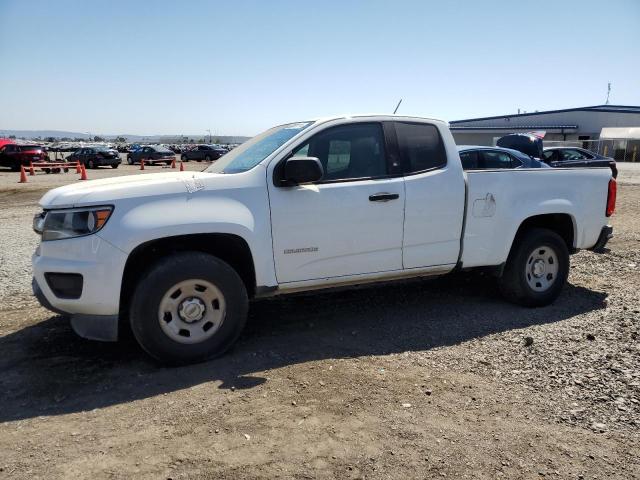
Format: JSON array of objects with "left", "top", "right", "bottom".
[{"left": 457, "top": 145, "right": 549, "bottom": 170}]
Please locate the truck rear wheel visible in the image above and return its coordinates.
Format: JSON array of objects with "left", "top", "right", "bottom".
[
  {"left": 498, "top": 228, "right": 569, "bottom": 307},
  {"left": 129, "top": 252, "right": 248, "bottom": 364}
]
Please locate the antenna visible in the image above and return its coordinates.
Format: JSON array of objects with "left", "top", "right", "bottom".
[
  {"left": 605, "top": 82, "right": 611, "bottom": 104},
  {"left": 393, "top": 99, "right": 402, "bottom": 114}
]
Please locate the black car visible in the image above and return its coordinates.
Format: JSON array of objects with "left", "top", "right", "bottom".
[
  {"left": 127, "top": 146, "right": 176, "bottom": 165},
  {"left": 457, "top": 146, "right": 549, "bottom": 170},
  {"left": 542, "top": 147, "right": 618, "bottom": 178},
  {"left": 181, "top": 144, "right": 227, "bottom": 162},
  {"left": 67, "top": 146, "right": 121, "bottom": 169},
  {"left": 496, "top": 134, "right": 617, "bottom": 178}
]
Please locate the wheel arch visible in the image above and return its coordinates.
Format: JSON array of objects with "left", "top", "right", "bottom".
[
  {"left": 511, "top": 213, "right": 576, "bottom": 254},
  {"left": 119, "top": 233, "right": 257, "bottom": 318}
]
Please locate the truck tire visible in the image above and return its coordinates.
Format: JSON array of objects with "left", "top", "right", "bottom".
[
  {"left": 498, "top": 228, "right": 569, "bottom": 307},
  {"left": 129, "top": 252, "right": 248, "bottom": 365}
]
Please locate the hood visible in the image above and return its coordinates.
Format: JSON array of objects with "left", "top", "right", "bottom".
[{"left": 39, "top": 171, "right": 227, "bottom": 209}]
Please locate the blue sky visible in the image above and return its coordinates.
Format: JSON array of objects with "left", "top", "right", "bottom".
[{"left": 1, "top": 0, "right": 639, "bottom": 136}]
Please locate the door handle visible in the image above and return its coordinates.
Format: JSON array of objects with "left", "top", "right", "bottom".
[{"left": 369, "top": 192, "right": 399, "bottom": 202}]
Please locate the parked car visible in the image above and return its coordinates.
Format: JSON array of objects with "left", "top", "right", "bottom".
[
  {"left": 458, "top": 146, "right": 550, "bottom": 170},
  {"left": 32, "top": 114, "right": 615, "bottom": 364},
  {"left": 127, "top": 146, "right": 176, "bottom": 165},
  {"left": 67, "top": 146, "right": 121, "bottom": 169},
  {"left": 497, "top": 134, "right": 617, "bottom": 178},
  {"left": 542, "top": 147, "right": 618, "bottom": 178},
  {"left": 0, "top": 143, "right": 48, "bottom": 171},
  {"left": 181, "top": 144, "right": 227, "bottom": 162}
]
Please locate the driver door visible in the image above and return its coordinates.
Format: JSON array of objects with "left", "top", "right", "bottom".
[{"left": 268, "top": 122, "right": 405, "bottom": 284}]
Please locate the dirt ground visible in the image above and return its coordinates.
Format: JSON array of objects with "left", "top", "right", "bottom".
[{"left": 0, "top": 163, "right": 638, "bottom": 479}]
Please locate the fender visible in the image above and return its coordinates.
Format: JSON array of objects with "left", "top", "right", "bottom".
[{"left": 99, "top": 189, "right": 278, "bottom": 288}]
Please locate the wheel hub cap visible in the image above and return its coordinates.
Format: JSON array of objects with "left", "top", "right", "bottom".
[
  {"left": 178, "top": 297, "right": 206, "bottom": 323},
  {"left": 532, "top": 259, "right": 546, "bottom": 278},
  {"left": 157, "top": 279, "right": 226, "bottom": 344},
  {"left": 525, "top": 245, "right": 559, "bottom": 292}
]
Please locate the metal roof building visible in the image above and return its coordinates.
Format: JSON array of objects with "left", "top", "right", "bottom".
[{"left": 450, "top": 105, "right": 640, "bottom": 148}]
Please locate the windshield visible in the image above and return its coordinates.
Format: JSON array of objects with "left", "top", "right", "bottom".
[{"left": 206, "top": 121, "right": 313, "bottom": 174}]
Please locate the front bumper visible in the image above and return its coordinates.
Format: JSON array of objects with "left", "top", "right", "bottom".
[
  {"left": 33, "top": 278, "right": 119, "bottom": 341},
  {"left": 590, "top": 225, "right": 613, "bottom": 252},
  {"left": 96, "top": 157, "right": 121, "bottom": 166},
  {"left": 32, "top": 233, "right": 127, "bottom": 341}
]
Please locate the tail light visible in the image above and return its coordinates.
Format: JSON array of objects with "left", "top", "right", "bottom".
[{"left": 606, "top": 178, "right": 616, "bottom": 217}]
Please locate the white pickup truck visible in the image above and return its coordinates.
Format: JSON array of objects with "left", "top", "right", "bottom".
[{"left": 32, "top": 115, "right": 616, "bottom": 364}]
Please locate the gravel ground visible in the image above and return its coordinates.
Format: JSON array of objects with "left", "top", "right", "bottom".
[{"left": 0, "top": 163, "right": 638, "bottom": 479}]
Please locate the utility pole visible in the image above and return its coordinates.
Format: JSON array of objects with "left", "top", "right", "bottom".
[
  {"left": 605, "top": 82, "right": 611, "bottom": 105},
  {"left": 206, "top": 129, "right": 212, "bottom": 144}
]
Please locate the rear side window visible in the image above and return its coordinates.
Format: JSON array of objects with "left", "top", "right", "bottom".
[
  {"left": 561, "top": 149, "right": 587, "bottom": 160},
  {"left": 480, "top": 150, "right": 514, "bottom": 169},
  {"left": 395, "top": 122, "right": 446, "bottom": 174},
  {"left": 459, "top": 151, "right": 479, "bottom": 170}
]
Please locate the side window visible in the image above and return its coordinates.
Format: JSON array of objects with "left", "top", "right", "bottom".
[
  {"left": 510, "top": 154, "right": 523, "bottom": 168},
  {"left": 292, "top": 123, "right": 387, "bottom": 181},
  {"left": 480, "top": 150, "right": 514, "bottom": 169},
  {"left": 293, "top": 144, "right": 309, "bottom": 157},
  {"left": 394, "top": 122, "right": 446, "bottom": 173},
  {"left": 561, "top": 149, "right": 585, "bottom": 160},
  {"left": 459, "top": 150, "right": 479, "bottom": 170},
  {"left": 543, "top": 150, "right": 554, "bottom": 161}
]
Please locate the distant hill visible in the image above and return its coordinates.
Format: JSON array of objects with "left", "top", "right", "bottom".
[{"left": 0, "top": 129, "right": 250, "bottom": 144}]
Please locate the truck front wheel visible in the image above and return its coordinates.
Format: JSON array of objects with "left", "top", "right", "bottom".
[
  {"left": 129, "top": 252, "right": 248, "bottom": 364},
  {"left": 498, "top": 228, "right": 569, "bottom": 307}
]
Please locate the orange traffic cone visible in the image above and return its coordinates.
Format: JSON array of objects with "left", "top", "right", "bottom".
[
  {"left": 29, "top": 161, "right": 35, "bottom": 176},
  {"left": 171, "top": 157, "right": 176, "bottom": 169},
  {"left": 79, "top": 164, "right": 88, "bottom": 181},
  {"left": 140, "top": 159, "right": 145, "bottom": 170},
  {"left": 19, "top": 166, "right": 28, "bottom": 183},
  {"left": 75, "top": 161, "right": 81, "bottom": 173},
  {"left": 179, "top": 161, "right": 184, "bottom": 171}
]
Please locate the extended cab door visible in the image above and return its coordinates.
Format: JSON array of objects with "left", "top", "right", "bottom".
[
  {"left": 268, "top": 122, "right": 405, "bottom": 284},
  {"left": 396, "top": 121, "right": 466, "bottom": 269}
]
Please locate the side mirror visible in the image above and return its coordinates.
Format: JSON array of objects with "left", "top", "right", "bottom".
[{"left": 283, "top": 157, "right": 324, "bottom": 185}]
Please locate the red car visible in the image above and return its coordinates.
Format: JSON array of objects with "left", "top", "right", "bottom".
[{"left": 0, "top": 143, "right": 49, "bottom": 171}]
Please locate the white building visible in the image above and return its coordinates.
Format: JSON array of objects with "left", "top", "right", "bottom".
[{"left": 450, "top": 105, "right": 640, "bottom": 161}]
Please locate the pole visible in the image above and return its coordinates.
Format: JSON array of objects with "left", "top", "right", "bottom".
[{"left": 393, "top": 99, "right": 402, "bottom": 114}]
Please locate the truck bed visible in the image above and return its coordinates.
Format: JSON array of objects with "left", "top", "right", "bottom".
[{"left": 461, "top": 167, "right": 612, "bottom": 268}]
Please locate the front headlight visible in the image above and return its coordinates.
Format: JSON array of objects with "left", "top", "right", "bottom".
[{"left": 35, "top": 206, "right": 113, "bottom": 241}]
